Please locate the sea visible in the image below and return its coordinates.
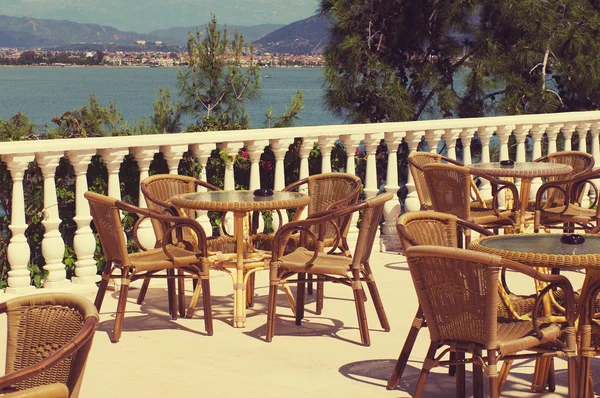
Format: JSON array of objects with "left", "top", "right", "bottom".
[{"left": 0, "top": 66, "right": 344, "bottom": 129}]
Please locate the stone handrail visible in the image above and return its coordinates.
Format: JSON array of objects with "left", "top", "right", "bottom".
[{"left": 1, "top": 110, "right": 599, "bottom": 294}]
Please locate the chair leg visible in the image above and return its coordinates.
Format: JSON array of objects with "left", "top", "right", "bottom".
[
  {"left": 281, "top": 282, "right": 297, "bottom": 316},
  {"left": 473, "top": 349, "right": 484, "bottom": 398},
  {"left": 497, "top": 359, "right": 512, "bottom": 393},
  {"left": 177, "top": 269, "right": 186, "bottom": 318},
  {"left": 167, "top": 269, "right": 177, "bottom": 320},
  {"left": 413, "top": 342, "right": 438, "bottom": 398},
  {"left": 265, "top": 284, "right": 279, "bottom": 342},
  {"left": 296, "top": 273, "right": 306, "bottom": 325},
  {"left": 546, "top": 358, "right": 556, "bottom": 392},
  {"left": 307, "top": 273, "right": 313, "bottom": 295},
  {"left": 186, "top": 276, "right": 202, "bottom": 319},
  {"left": 94, "top": 260, "right": 113, "bottom": 311},
  {"left": 387, "top": 306, "right": 425, "bottom": 390},
  {"left": 246, "top": 272, "right": 255, "bottom": 308},
  {"left": 449, "top": 352, "right": 457, "bottom": 376},
  {"left": 201, "top": 276, "right": 213, "bottom": 335},
  {"left": 455, "top": 351, "right": 466, "bottom": 398},
  {"left": 112, "top": 273, "right": 131, "bottom": 343},
  {"left": 316, "top": 277, "right": 324, "bottom": 315},
  {"left": 487, "top": 350, "right": 499, "bottom": 398},
  {"left": 136, "top": 276, "right": 151, "bottom": 304},
  {"left": 352, "top": 278, "right": 370, "bottom": 346},
  {"left": 363, "top": 263, "right": 390, "bottom": 331}
]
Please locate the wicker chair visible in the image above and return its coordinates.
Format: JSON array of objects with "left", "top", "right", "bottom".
[
  {"left": 85, "top": 191, "right": 213, "bottom": 342},
  {"left": 408, "top": 152, "right": 490, "bottom": 211},
  {"left": 422, "top": 162, "right": 520, "bottom": 244},
  {"left": 534, "top": 168, "right": 600, "bottom": 233},
  {"left": 528, "top": 151, "right": 594, "bottom": 211},
  {"left": 265, "top": 193, "right": 393, "bottom": 346},
  {"left": 577, "top": 277, "right": 600, "bottom": 397},
  {"left": 387, "top": 211, "right": 537, "bottom": 391},
  {"left": 405, "top": 245, "right": 577, "bottom": 398},
  {"left": 140, "top": 174, "right": 236, "bottom": 309},
  {"left": 253, "top": 172, "right": 362, "bottom": 313},
  {"left": 3, "top": 383, "right": 69, "bottom": 398},
  {"left": 0, "top": 293, "right": 99, "bottom": 398}
]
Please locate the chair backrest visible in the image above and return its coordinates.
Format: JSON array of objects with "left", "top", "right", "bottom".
[
  {"left": 537, "top": 151, "right": 594, "bottom": 207},
  {"left": 396, "top": 211, "right": 460, "bottom": 251},
  {"left": 2, "top": 293, "right": 99, "bottom": 397},
  {"left": 408, "top": 152, "right": 444, "bottom": 210},
  {"left": 351, "top": 193, "right": 393, "bottom": 267},
  {"left": 405, "top": 245, "right": 500, "bottom": 347},
  {"left": 84, "top": 191, "right": 130, "bottom": 266},
  {"left": 422, "top": 163, "right": 473, "bottom": 220}
]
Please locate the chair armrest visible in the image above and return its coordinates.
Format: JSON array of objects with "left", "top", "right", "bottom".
[
  {"left": 471, "top": 170, "right": 521, "bottom": 214},
  {"left": 1, "top": 383, "right": 69, "bottom": 398}
]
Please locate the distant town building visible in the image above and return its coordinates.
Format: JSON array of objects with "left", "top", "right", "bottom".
[{"left": 135, "top": 40, "right": 146, "bottom": 45}]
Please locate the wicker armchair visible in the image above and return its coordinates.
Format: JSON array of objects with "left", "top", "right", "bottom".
[
  {"left": 422, "top": 162, "right": 520, "bottom": 243},
  {"left": 577, "top": 277, "right": 600, "bottom": 397},
  {"left": 387, "top": 211, "right": 537, "bottom": 391},
  {"left": 0, "top": 293, "right": 99, "bottom": 398},
  {"left": 528, "top": 151, "right": 594, "bottom": 211},
  {"left": 408, "top": 152, "right": 490, "bottom": 211},
  {"left": 405, "top": 246, "right": 577, "bottom": 398},
  {"left": 534, "top": 168, "right": 600, "bottom": 233},
  {"left": 140, "top": 174, "right": 236, "bottom": 308},
  {"left": 85, "top": 191, "right": 213, "bottom": 342},
  {"left": 265, "top": 193, "right": 393, "bottom": 346}
]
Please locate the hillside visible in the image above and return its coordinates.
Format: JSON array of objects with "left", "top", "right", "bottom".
[
  {"left": 254, "top": 15, "right": 329, "bottom": 54},
  {"left": 148, "top": 24, "right": 285, "bottom": 45}
]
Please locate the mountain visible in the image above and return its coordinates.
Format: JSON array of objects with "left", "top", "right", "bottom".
[
  {"left": 254, "top": 15, "right": 329, "bottom": 54},
  {"left": 149, "top": 24, "right": 285, "bottom": 45},
  {"left": 0, "top": 15, "right": 159, "bottom": 47},
  {"left": 0, "top": 0, "right": 319, "bottom": 33}
]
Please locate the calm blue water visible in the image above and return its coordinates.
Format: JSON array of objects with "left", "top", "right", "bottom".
[{"left": 0, "top": 67, "right": 344, "bottom": 128}]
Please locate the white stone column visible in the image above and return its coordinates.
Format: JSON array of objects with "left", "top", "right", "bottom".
[
  {"left": 364, "top": 133, "right": 384, "bottom": 199},
  {"left": 67, "top": 150, "right": 100, "bottom": 287},
  {"left": 190, "top": 143, "right": 215, "bottom": 233},
  {"left": 477, "top": 126, "right": 496, "bottom": 200},
  {"left": 496, "top": 125, "right": 514, "bottom": 161},
  {"left": 269, "top": 138, "right": 294, "bottom": 192},
  {"left": 513, "top": 125, "right": 531, "bottom": 195},
  {"left": 245, "top": 140, "right": 268, "bottom": 191},
  {"left": 381, "top": 132, "right": 403, "bottom": 251},
  {"left": 589, "top": 122, "right": 600, "bottom": 205},
  {"left": 404, "top": 130, "right": 424, "bottom": 212},
  {"left": 2, "top": 154, "right": 36, "bottom": 294},
  {"left": 318, "top": 136, "right": 336, "bottom": 173},
  {"left": 35, "top": 152, "right": 69, "bottom": 289},
  {"left": 442, "top": 128, "right": 462, "bottom": 161},
  {"left": 424, "top": 129, "right": 443, "bottom": 154},
  {"left": 546, "top": 124, "right": 562, "bottom": 157},
  {"left": 529, "top": 124, "right": 548, "bottom": 200},
  {"left": 459, "top": 128, "right": 477, "bottom": 165},
  {"left": 99, "top": 149, "right": 128, "bottom": 200},
  {"left": 341, "top": 134, "right": 363, "bottom": 240},
  {"left": 577, "top": 122, "right": 591, "bottom": 154},
  {"left": 217, "top": 143, "right": 240, "bottom": 191},
  {"left": 131, "top": 146, "right": 159, "bottom": 250},
  {"left": 161, "top": 144, "right": 188, "bottom": 175},
  {"left": 562, "top": 123, "right": 577, "bottom": 152}
]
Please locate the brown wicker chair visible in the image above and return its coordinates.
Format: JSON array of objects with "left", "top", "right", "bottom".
[
  {"left": 528, "top": 151, "right": 594, "bottom": 211},
  {"left": 422, "top": 162, "right": 520, "bottom": 243},
  {"left": 265, "top": 193, "right": 393, "bottom": 346},
  {"left": 0, "top": 293, "right": 99, "bottom": 398},
  {"left": 85, "top": 191, "right": 213, "bottom": 342},
  {"left": 3, "top": 383, "right": 69, "bottom": 398},
  {"left": 534, "top": 168, "right": 600, "bottom": 233},
  {"left": 405, "top": 245, "right": 577, "bottom": 398},
  {"left": 577, "top": 277, "right": 600, "bottom": 398},
  {"left": 408, "top": 152, "right": 490, "bottom": 211},
  {"left": 140, "top": 174, "right": 237, "bottom": 309},
  {"left": 387, "top": 211, "right": 537, "bottom": 391}
]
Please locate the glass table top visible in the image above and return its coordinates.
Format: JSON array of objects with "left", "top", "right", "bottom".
[
  {"left": 479, "top": 234, "right": 600, "bottom": 256},
  {"left": 178, "top": 190, "right": 306, "bottom": 203}
]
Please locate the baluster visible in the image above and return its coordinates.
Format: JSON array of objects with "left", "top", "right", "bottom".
[
  {"left": 546, "top": 124, "right": 562, "bottom": 156},
  {"left": 364, "top": 133, "right": 384, "bottom": 199},
  {"left": 529, "top": 124, "right": 548, "bottom": 200},
  {"left": 404, "top": 130, "right": 424, "bottom": 212},
  {"left": 562, "top": 123, "right": 577, "bottom": 151},
  {"left": 381, "top": 132, "right": 403, "bottom": 252},
  {"left": 577, "top": 122, "right": 592, "bottom": 206},
  {"left": 318, "top": 136, "right": 336, "bottom": 173},
  {"left": 477, "top": 126, "right": 496, "bottom": 200},
  {"left": 131, "top": 146, "right": 159, "bottom": 250},
  {"left": 459, "top": 128, "right": 477, "bottom": 165},
  {"left": 36, "top": 152, "right": 70, "bottom": 288},
  {"left": 2, "top": 154, "right": 36, "bottom": 294},
  {"left": 161, "top": 144, "right": 188, "bottom": 175},
  {"left": 496, "top": 125, "right": 514, "bottom": 161},
  {"left": 342, "top": 134, "right": 363, "bottom": 241},
  {"left": 442, "top": 128, "right": 462, "bottom": 161},
  {"left": 513, "top": 125, "right": 531, "bottom": 196},
  {"left": 217, "top": 142, "right": 241, "bottom": 233},
  {"left": 424, "top": 129, "right": 443, "bottom": 154},
  {"left": 270, "top": 138, "right": 293, "bottom": 228},
  {"left": 191, "top": 143, "right": 215, "bottom": 233},
  {"left": 99, "top": 149, "right": 128, "bottom": 200},
  {"left": 67, "top": 150, "right": 100, "bottom": 288},
  {"left": 245, "top": 140, "right": 268, "bottom": 232},
  {"left": 589, "top": 122, "right": 600, "bottom": 206}
]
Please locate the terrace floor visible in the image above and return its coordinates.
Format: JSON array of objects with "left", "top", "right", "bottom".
[{"left": 2, "top": 249, "right": 598, "bottom": 397}]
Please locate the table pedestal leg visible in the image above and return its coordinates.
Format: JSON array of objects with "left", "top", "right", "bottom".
[{"left": 519, "top": 178, "right": 532, "bottom": 230}]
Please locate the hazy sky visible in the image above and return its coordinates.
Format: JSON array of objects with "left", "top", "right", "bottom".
[{"left": 3, "top": 0, "right": 320, "bottom": 32}]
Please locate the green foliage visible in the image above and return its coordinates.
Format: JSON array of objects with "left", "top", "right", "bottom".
[{"left": 0, "top": 113, "right": 37, "bottom": 140}]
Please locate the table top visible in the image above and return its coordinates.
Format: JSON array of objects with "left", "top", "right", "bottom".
[
  {"left": 468, "top": 162, "right": 573, "bottom": 179},
  {"left": 171, "top": 190, "right": 310, "bottom": 212},
  {"left": 470, "top": 233, "right": 600, "bottom": 269}
]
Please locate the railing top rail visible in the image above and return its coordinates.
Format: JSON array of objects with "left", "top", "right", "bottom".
[{"left": 2, "top": 110, "right": 600, "bottom": 156}]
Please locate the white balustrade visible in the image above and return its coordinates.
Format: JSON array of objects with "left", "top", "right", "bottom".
[
  {"left": 1, "top": 110, "right": 600, "bottom": 292},
  {"left": 131, "top": 146, "right": 159, "bottom": 250}
]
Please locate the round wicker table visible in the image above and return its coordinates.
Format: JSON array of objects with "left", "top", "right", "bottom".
[
  {"left": 471, "top": 233, "right": 600, "bottom": 394},
  {"left": 469, "top": 162, "right": 573, "bottom": 227},
  {"left": 172, "top": 190, "right": 310, "bottom": 328}
]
